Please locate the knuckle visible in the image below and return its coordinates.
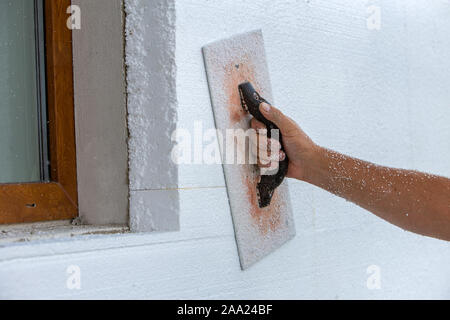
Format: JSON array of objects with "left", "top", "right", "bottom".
[{"left": 270, "top": 138, "right": 281, "bottom": 149}]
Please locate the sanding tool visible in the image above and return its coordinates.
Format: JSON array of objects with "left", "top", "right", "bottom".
[{"left": 202, "top": 30, "right": 295, "bottom": 269}]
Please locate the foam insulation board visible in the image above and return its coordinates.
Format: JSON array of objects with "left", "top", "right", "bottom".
[{"left": 202, "top": 30, "right": 296, "bottom": 269}]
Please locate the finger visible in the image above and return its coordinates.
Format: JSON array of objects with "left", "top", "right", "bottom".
[
  {"left": 250, "top": 135, "right": 281, "bottom": 154},
  {"left": 250, "top": 144, "right": 271, "bottom": 165},
  {"left": 259, "top": 103, "right": 298, "bottom": 136},
  {"left": 250, "top": 118, "right": 267, "bottom": 136},
  {"left": 255, "top": 150, "right": 285, "bottom": 170},
  {"left": 257, "top": 158, "right": 272, "bottom": 168},
  {"left": 261, "top": 161, "right": 280, "bottom": 176},
  {"left": 255, "top": 146, "right": 283, "bottom": 164}
]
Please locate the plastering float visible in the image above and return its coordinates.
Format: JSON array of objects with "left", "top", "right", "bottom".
[{"left": 202, "top": 30, "right": 296, "bottom": 269}]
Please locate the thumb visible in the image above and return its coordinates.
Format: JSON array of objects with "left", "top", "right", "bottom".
[{"left": 260, "top": 102, "right": 297, "bottom": 136}]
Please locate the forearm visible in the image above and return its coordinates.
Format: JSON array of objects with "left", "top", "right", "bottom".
[{"left": 302, "top": 146, "right": 450, "bottom": 241}]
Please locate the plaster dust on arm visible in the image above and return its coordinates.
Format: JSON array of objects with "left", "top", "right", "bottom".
[
  {"left": 303, "top": 147, "right": 450, "bottom": 241},
  {"left": 252, "top": 101, "right": 450, "bottom": 241}
]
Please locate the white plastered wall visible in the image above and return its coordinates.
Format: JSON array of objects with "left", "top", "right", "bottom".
[{"left": 0, "top": 0, "right": 449, "bottom": 299}]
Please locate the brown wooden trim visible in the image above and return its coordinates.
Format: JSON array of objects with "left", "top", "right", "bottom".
[
  {"left": 45, "top": 0, "right": 78, "bottom": 202},
  {"left": 0, "top": 0, "right": 78, "bottom": 225},
  {"left": 0, "top": 183, "right": 77, "bottom": 224}
]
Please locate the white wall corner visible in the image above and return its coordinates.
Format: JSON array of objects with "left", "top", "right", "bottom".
[{"left": 125, "top": 0, "right": 179, "bottom": 232}]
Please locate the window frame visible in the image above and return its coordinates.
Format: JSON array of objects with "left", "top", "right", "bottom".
[{"left": 0, "top": 0, "right": 78, "bottom": 225}]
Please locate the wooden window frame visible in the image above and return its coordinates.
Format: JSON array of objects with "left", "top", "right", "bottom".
[{"left": 0, "top": 0, "right": 78, "bottom": 225}]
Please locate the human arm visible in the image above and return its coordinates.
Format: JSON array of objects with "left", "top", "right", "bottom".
[{"left": 252, "top": 103, "right": 450, "bottom": 241}]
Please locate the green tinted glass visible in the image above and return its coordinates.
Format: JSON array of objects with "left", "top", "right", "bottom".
[{"left": 0, "top": 0, "right": 48, "bottom": 183}]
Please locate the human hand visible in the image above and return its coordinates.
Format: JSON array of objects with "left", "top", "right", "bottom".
[{"left": 250, "top": 103, "right": 318, "bottom": 180}]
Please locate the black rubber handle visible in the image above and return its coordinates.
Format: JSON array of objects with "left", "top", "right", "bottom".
[{"left": 238, "top": 82, "right": 289, "bottom": 208}]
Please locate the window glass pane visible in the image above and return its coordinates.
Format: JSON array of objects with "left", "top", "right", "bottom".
[{"left": 0, "top": 0, "right": 44, "bottom": 183}]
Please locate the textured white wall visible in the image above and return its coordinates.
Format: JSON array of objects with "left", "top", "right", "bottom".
[
  {"left": 126, "top": 0, "right": 179, "bottom": 232},
  {"left": 0, "top": 0, "right": 449, "bottom": 299}
]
